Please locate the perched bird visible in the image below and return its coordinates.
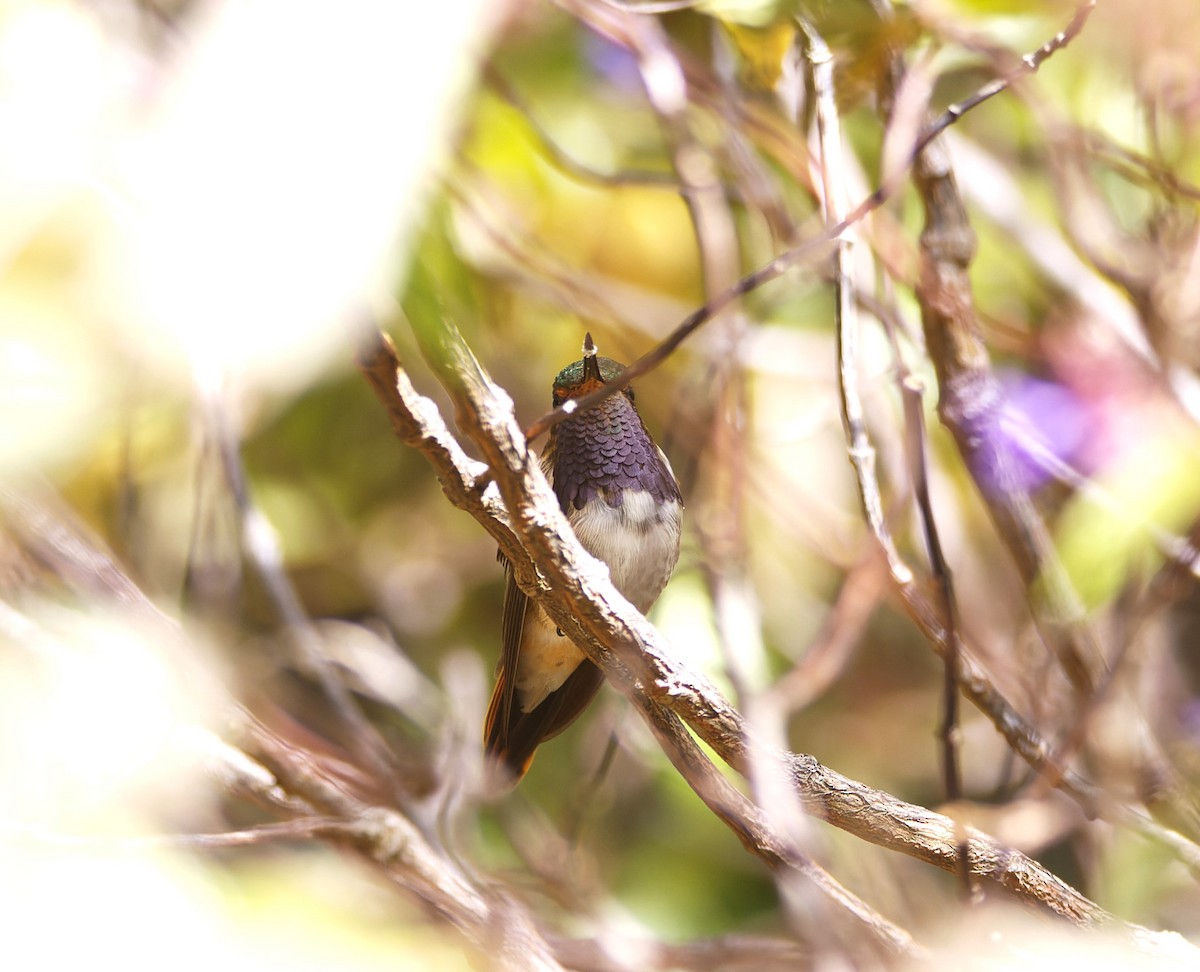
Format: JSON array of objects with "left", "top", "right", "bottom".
[{"left": 485, "top": 334, "right": 682, "bottom": 783}]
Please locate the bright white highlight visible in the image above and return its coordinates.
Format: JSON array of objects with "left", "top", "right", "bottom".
[{"left": 121, "top": 0, "right": 487, "bottom": 392}]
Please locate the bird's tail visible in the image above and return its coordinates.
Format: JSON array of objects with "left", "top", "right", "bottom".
[{"left": 483, "top": 661, "right": 605, "bottom": 785}]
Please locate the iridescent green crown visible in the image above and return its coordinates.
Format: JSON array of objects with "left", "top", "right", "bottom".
[{"left": 553, "top": 355, "right": 625, "bottom": 392}]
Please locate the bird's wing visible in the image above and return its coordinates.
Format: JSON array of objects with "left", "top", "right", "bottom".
[
  {"left": 484, "top": 557, "right": 605, "bottom": 782},
  {"left": 484, "top": 448, "right": 607, "bottom": 782},
  {"left": 484, "top": 558, "right": 528, "bottom": 754}
]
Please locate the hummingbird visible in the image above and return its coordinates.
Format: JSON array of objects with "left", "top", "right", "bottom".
[{"left": 484, "top": 334, "right": 683, "bottom": 783}]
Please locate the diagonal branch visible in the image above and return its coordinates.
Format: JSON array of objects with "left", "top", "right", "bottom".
[
  {"left": 384, "top": 317, "right": 918, "bottom": 954},
  {"left": 356, "top": 325, "right": 1198, "bottom": 953}
]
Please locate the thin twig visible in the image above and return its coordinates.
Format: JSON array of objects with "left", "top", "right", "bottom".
[
  {"left": 900, "top": 375, "right": 972, "bottom": 895},
  {"left": 524, "top": 0, "right": 1097, "bottom": 442},
  {"left": 200, "top": 385, "right": 414, "bottom": 806},
  {"left": 914, "top": 2, "right": 1097, "bottom": 149}
]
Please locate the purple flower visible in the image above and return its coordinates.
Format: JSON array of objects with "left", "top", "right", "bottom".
[
  {"left": 975, "top": 372, "right": 1091, "bottom": 496},
  {"left": 581, "top": 30, "right": 642, "bottom": 94},
  {"left": 1004, "top": 373, "right": 1090, "bottom": 488}
]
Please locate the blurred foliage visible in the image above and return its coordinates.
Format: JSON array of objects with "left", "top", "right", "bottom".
[{"left": 2, "top": 0, "right": 1200, "bottom": 966}]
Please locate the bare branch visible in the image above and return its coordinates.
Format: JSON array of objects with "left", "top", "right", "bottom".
[
  {"left": 356, "top": 325, "right": 1197, "bottom": 945},
  {"left": 197, "top": 386, "right": 415, "bottom": 804},
  {"left": 385, "top": 316, "right": 920, "bottom": 953},
  {"left": 237, "top": 716, "right": 566, "bottom": 972}
]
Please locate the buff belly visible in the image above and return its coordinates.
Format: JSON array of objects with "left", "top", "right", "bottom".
[{"left": 513, "top": 489, "right": 682, "bottom": 711}]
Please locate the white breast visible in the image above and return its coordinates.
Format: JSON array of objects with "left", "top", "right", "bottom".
[
  {"left": 569, "top": 489, "right": 682, "bottom": 613},
  {"left": 514, "top": 456, "right": 683, "bottom": 713}
]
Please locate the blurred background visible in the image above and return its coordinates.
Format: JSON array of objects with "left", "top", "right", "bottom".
[{"left": 1, "top": 0, "right": 1199, "bottom": 967}]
